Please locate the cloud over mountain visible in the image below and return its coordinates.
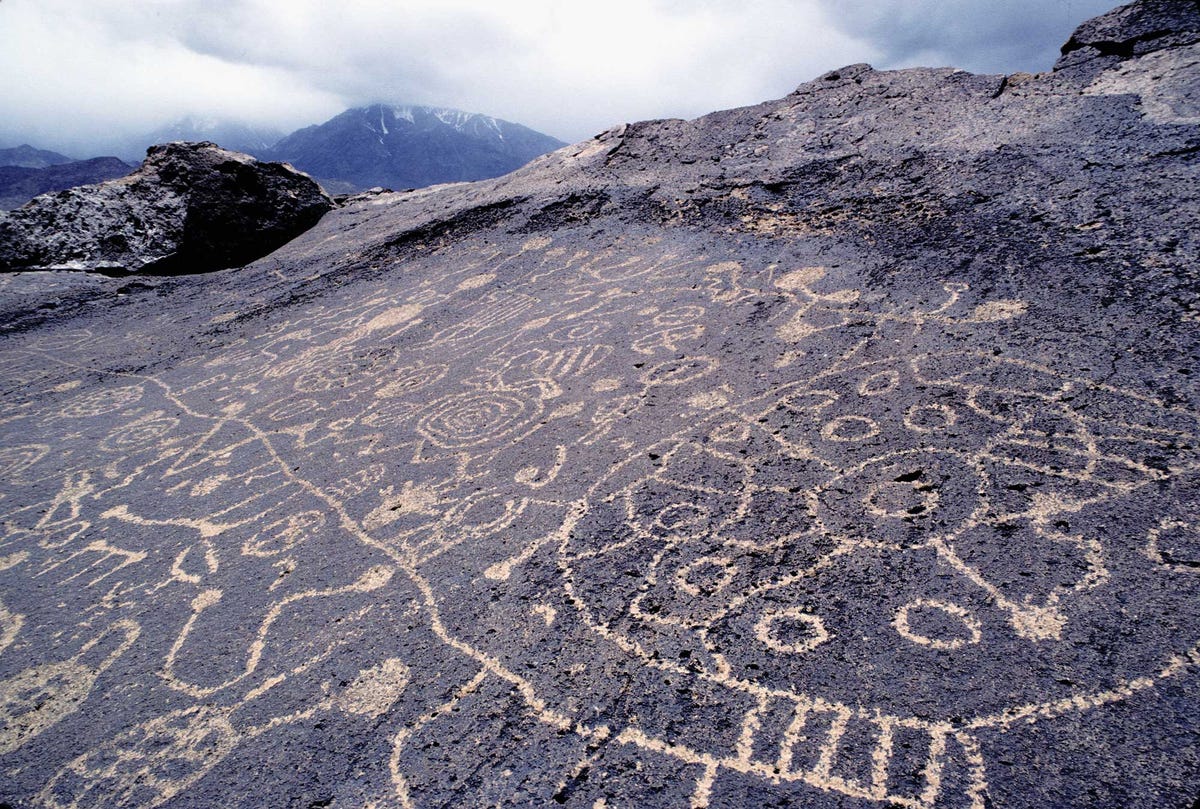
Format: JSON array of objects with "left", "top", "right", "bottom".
[{"left": 0, "top": 0, "right": 1116, "bottom": 157}]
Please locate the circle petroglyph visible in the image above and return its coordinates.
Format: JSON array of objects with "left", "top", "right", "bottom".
[
  {"left": 639, "top": 355, "right": 720, "bottom": 387},
  {"left": 857, "top": 369, "right": 900, "bottom": 396},
  {"left": 375, "top": 363, "right": 448, "bottom": 398},
  {"left": 820, "top": 414, "right": 881, "bottom": 442},
  {"left": 99, "top": 415, "right": 179, "bottom": 452},
  {"left": 893, "top": 599, "right": 983, "bottom": 650},
  {"left": 903, "top": 402, "right": 958, "bottom": 433},
  {"left": 560, "top": 351, "right": 1200, "bottom": 742},
  {"left": 1145, "top": 518, "right": 1200, "bottom": 572},
  {"left": 416, "top": 389, "right": 542, "bottom": 448},
  {"left": 754, "top": 608, "right": 832, "bottom": 654}
]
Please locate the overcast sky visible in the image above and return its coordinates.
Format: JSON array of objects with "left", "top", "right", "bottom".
[{"left": 0, "top": 0, "right": 1116, "bottom": 156}]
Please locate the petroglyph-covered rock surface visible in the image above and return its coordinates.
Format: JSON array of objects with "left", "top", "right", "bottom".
[{"left": 1, "top": 2, "right": 1199, "bottom": 806}]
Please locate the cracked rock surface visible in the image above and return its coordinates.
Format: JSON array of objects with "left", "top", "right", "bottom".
[{"left": 0, "top": 2, "right": 1198, "bottom": 808}]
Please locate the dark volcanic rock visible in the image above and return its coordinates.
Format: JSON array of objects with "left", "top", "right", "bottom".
[
  {"left": 1058, "top": 0, "right": 1200, "bottom": 68},
  {"left": 0, "top": 3, "right": 1199, "bottom": 809},
  {"left": 0, "top": 156, "right": 135, "bottom": 211},
  {"left": 0, "top": 142, "right": 335, "bottom": 274}
]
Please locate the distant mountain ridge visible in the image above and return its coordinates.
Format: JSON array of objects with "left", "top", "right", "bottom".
[
  {"left": 267, "top": 104, "right": 567, "bottom": 191},
  {"left": 0, "top": 145, "right": 74, "bottom": 169},
  {"left": 126, "top": 117, "right": 283, "bottom": 163},
  {"left": 2, "top": 104, "right": 566, "bottom": 206},
  {"left": 0, "top": 156, "right": 134, "bottom": 210}
]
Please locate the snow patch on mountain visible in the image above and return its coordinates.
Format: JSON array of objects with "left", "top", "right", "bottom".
[{"left": 267, "top": 104, "right": 566, "bottom": 192}]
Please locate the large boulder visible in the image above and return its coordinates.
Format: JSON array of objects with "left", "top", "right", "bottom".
[
  {"left": 0, "top": 141, "right": 335, "bottom": 274},
  {"left": 1056, "top": 0, "right": 1200, "bottom": 69}
]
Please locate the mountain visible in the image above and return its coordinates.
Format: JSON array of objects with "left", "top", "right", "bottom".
[
  {"left": 0, "top": 144, "right": 73, "bottom": 169},
  {"left": 267, "top": 103, "right": 567, "bottom": 191},
  {"left": 1, "top": 3, "right": 1200, "bottom": 809},
  {"left": 123, "top": 116, "right": 284, "bottom": 161},
  {"left": 0, "top": 156, "right": 134, "bottom": 210}
]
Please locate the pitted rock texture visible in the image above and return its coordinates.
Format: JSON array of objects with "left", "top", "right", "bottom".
[
  {"left": 0, "top": 142, "right": 334, "bottom": 275},
  {"left": 1057, "top": 0, "right": 1200, "bottom": 69},
  {"left": 0, "top": 2, "right": 1198, "bottom": 809}
]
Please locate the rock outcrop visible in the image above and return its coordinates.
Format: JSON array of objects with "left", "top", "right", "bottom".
[
  {"left": 0, "top": 142, "right": 334, "bottom": 274},
  {"left": 0, "top": 3, "right": 1198, "bottom": 809},
  {"left": 1057, "top": 0, "right": 1200, "bottom": 69}
]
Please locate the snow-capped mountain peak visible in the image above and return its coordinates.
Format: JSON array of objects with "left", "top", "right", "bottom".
[{"left": 268, "top": 104, "right": 566, "bottom": 192}]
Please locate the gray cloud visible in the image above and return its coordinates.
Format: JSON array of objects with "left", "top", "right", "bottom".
[
  {"left": 0, "top": 0, "right": 1119, "bottom": 158},
  {"left": 0, "top": 1, "right": 345, "bottom": 156},
  {"left": 814, "top": 0, "right": 1118, "bottom": 74}
]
